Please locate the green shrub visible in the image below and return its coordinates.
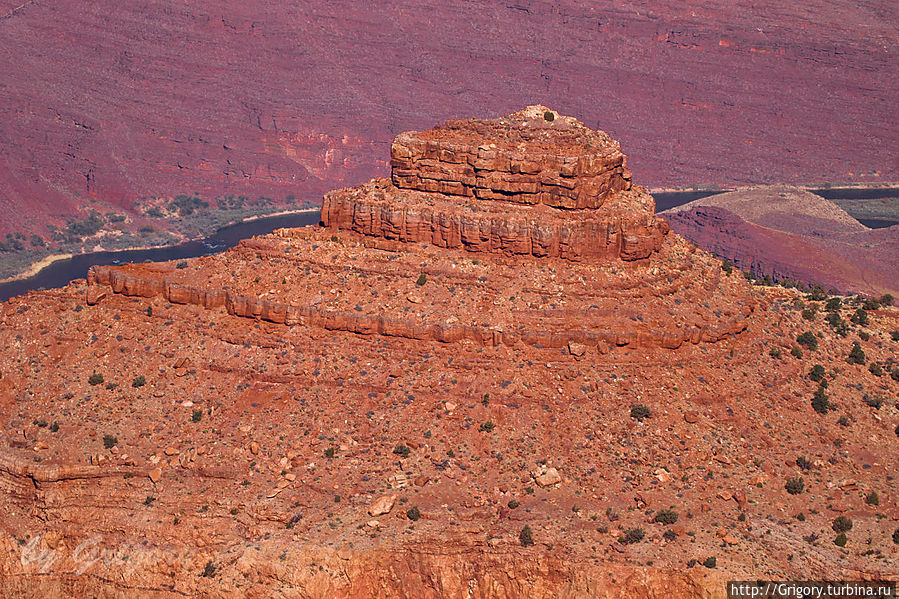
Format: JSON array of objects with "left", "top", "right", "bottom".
[
  {"left": 703, "top": 556, "right": 717, "bottom": 568},
  {"left": 663, "top": 529, "right": 677, "bottom": 541},
  {"left": 201, "top": 560, "right": 217, "bottom": 577},
  {"left": 88, "top": 372, "right": 104, "bottom": 386},
  {"left": 132, "top": 375, "right": 146, "bottom": 388},
  {"left": 801, "top": 307, "right": 817, "bottom": 321},
  {"left": 851, "top": 308, "right": 869, "bottom": 326},
  {"left": 393, "top": 444, "right": 411, "bottom": 458},
  {"left": 811, "top": 385, "right": 832, "bottom": 414},
  {"left": 790, "top": 346, "right": 803, "bottom": 358},
  {"left": 653, "top": 509, "right": 678, "bottom": 525},
  {"left": 630, "top": 404, "right": 651, "bottom": 421},
  {"left": 796, "top": 332, "right": 818, "bottom": 351},
  {"left": 618, "top": 527, "right": 645, "bottom": 544},
  {"left": 865, "top": 491, "right": 879, "bottom": 506},
  {"left": 862, "top": 298, "right": 880, "bottom": 310},
  {"left": 415, "top": 274, "right": 427, "bottom": 286},
  {"left": 807, "top": 285, "right": 827, "bottom": 301},
  {"left": 479, "top": 421, "right": 495, "bottom": 432},
  {"left": 809, "top": 364, "right": 825, "bottom": 382},
  {"left": 543, "top": 111, "right": 555, "bottom": 122},
  {"left": 893, "top": 528, "right": 899, "bottom": 545},
  {"left": 769, "top": 347, "right": 782, "bottom": 359},
  {"left": 868, "top": 362, "right": 883, "bottom": 376},
  {"left": 880, "top": 294, "right": 893, "bottom": 306},
  {"left": 102, "top": 434, "right": 118, "bottom": 449},
  {"left": 847, "top": 343, "right": 865, "bottom": 365},
  {"left": 191, "top": 409, "right": 203, "bottom": 422},
  {"left": 825, "top": 297, "right": 842, "bottom": 312},
  {"left": 519, "top": 525, "right": 535, "bottom": 546},
  {"left": 785, "top": 477, "right": 804, "bottom": 495},
  {"left": 406, "top": 506, "right": 421, "bottom": 521},
  {"left": 832, "top": 516, "right": 853, "bottom": 533},
  {"left": 834, "top": 533, "right": 847, "bottom": 547},
  {"left": 796, "top": 456, "right": 812, "bottom": 471},
  {"left": 324, "top": 446, "right": 336, "bottom": 459},
  {"left": 507, "top": 499, "right": 520, "bottom": 509}
]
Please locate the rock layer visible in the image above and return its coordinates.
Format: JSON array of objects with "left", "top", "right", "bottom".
[{"left": 323, "top": 107, "right": 671, "bottom": 262}]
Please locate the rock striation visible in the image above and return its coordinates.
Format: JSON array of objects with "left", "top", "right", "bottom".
[
  {"left": 2, "top": 109, "right": 898, "bottom": 599},
  {"left": 322, "top": 107, "right": 670, "bottom": 261},
  {"left": 85, "top": 108, "right": 755, "bottom": 353}
]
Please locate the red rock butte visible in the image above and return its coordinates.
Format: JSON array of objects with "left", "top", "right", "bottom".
[{"left": 86, "top": 107, "right": 754, "bottom": 353}]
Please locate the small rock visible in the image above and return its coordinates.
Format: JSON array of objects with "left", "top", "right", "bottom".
[
  {"left": 414, "top": 475, "right": 429, "bottom": 487},
  {"left": 148, "top": 468, "right": 162, "bottom": 483},
  {"left": 250, "top": 442, "right": 260, "bottom": 455},
  {"left": 366, "top": 519, "right": 380, "bottom": 528},
  {"left": 368, "top": 495, "right": 396, "bottom": 516},
  {"left": 683, "top": 411, "right": 699, "bottom": 423},
  {"left": 733, "top": 489, "right": 747, "bottom": 508},
  {"left": 444, "top": 401, "right": 457, "bottom": 412},
  {"left": 567, "top": 342, "right": 587, "bottom": 356},
  {"left": 723, "top": 535, "right": 740, "bottom": 545},
  {"left": 533, "top": 467, "right": 561, "bottom": 488},
  {"left": 406, "top": 294, "right": 421, "bottom": 303},
  {"left": 284, "top": 473, "right": 296, "bottom": 482},
  {"left": 164, "top": 447, "right": 179, "bottom": 456},
  {"left": 716, "top": 528, "right": 727, "bottom": 538}
]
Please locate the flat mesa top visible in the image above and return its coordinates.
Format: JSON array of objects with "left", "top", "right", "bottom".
[{"left": 396, "top": 105, "right": 623, "bottom": 158}]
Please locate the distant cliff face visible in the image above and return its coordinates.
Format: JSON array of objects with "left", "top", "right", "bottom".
[
  {"left": 0, "top": 0, "right": 896, "bottom": 239},
  {"left": 663, "top": 187, "right": 899, "bottom": 296}
]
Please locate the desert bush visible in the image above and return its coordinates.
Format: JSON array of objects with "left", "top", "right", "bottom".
[
  {"left": 785, "top": 477, "right": 805, "bottom": 495},
  {"left": 88, "top": 372, "right": 104, "bottom": 386},
  {"left": 653, "top": 509, "right": 678, "bottom": 525},
  {"left": 619, "top": 527, "right": 645, "bottom": 544},
  {"left": 393, "top": 444, "right": 411, "bottom": 458},
  {"left": 812, "top": 385, "right": 832, "bottom": 414},
  {"left": 879, "top": 294, "right": 893, "bottom": 306},
  {"left": 796, "top": 331, "right": 818, "bottom": 351},
  {"left": 132, "top": 375, "right": 146, "bottom": 388},
  {"left": 192, "top": 409, "right": 203, "bottom": 422},
  {"left": 790, "top": 346, "right": 803, "bottom": 358},
  {"left": 809, "top": 364, "right": 825, "bottom": 382},
  {"left": 847, "top": 343, "right": 865, "bottom": 365},
  {"left": 865, "top": 491, "right": 879, "bottom": 506},
  {"left": 769, "top": 347, "right": 782, "bottom": 359},
  {"left": 519, "top": 525, "right": 535, "bottom": 546},
  {"left": 406, "top": 506, "right": 421, "bottom": 521},
  {"left": 479, "top": 421, "right": 495, "bottom": 432},
  {"left": 630, "top": 404, "right": 651, "bottom": 421},
  {"left": 796, "top": 456, "right": 812, "bottom": 471},
  {"left": 703, "top": 556, "right": 717, "bottom": 568},
  {"left": 102, "top": 434, "right": 118, "bottom": 449},
  {"left": 834, "top": 533, "right": 847, "bottom": 547},
  {"left": 832, "top": 516, "right": 853, "bottom": 533},
  {"left": 825, "top": 297, "right": 842, "bottom": 312},
  {"left": 415, "top": 273, "right": 427, "bottom": 286},
  {"left": 851, "top": 308, "right": 869, "bottom": 326}
]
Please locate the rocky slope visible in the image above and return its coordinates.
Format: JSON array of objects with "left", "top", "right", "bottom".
[
  {"left": 0, "top": 0, "right": 896, "bottom": 243},
  {"left": 664, "top": 186, "right": 899, "bottom": 296},
  {"left": 0, "top": 110, "right": 897, "bottom": 598}
]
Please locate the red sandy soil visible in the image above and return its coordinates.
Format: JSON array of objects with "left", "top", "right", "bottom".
[
  {"left": 0, "top": 0, "right": 897, "bottom": 239},
  {"left": 664, "top": 186, "right": 899, "bottom": 297},
  {"left": 0, "top": 110, "right": 896, "bottom": 598}
]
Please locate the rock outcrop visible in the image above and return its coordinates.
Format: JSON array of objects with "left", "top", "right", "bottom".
[{"left": 2, "top": 110, "right": 897, "bottom": 599}]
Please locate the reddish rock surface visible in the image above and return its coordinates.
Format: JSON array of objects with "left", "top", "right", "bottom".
[
  {"left": 664, "top": 186, "right": 899, "bottom": 296},
  {"left": 0, "top": 111, "right": 897, "bottom": 597},
  {"left": 0, "top": 1, "right": 896, "bottom": 240}
]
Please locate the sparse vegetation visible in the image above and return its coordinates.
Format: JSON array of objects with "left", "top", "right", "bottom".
[
  {"left": 519, "top": 525, "right": 534, "bottom": 546},
  {"left": 406, "top": 506, "right": 421, "bottom": 521},
  {"left": 702, "top": 556, "right": 717, "bottom": 569},
  {"left": 834, "top": 533, "right": 847, "bottom": 547},
  {"left": 630, "top": 404, "right": 651, "bottom": 421},
  {"left": 393, "top": 444, "right": 411, "bottom": 458},
  {"left": 132, "top": 375, "right": 146, "bottom": 388},
  {"left": 850, "top": 308, "right": 869, "bottom": 326},
  {"left": 832, "top": 516, "right": 853, "bottom": 533},
  {"left": 653, "top": 509, "right": 678, "bottom": 525},
  {"left": 88, "top": 372, "right": 104, "bottom": 386},
  {"left": 809, "top": 364, "right": 825, "bottom": 382},
  {"left": 796, "top": 331, "right": 818, "bottom": 351},
  {"left": 865, "top": 491, "right": 879, "bottom": 506},
  {"left": 847, "top": 342, "right": 866, "bottom": 365},
  {"left": 785, "top": 477, "right": 805, "bottom": 495},
  {"left": 479, "top": 421, "right": 495, "bottom": 432},
  {"left": 415, "top": 273, "right": 427, "bottom": 286},
  {"left": 619, "top": 527, "right": 645, "bottom": 544},
  {"left": 191, "top": 409, "right": 203, "bottom": 422},
  {"left": 102, "top": 434, "right": 118, "bottom": 449}
]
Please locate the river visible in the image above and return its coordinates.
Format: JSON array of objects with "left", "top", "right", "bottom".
[{"left": 1, "top": 188, "right": 896, "bottom": 301}]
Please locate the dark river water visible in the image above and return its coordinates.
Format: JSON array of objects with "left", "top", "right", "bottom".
[
  {"left": 1, "top": 188, "right": 895, "bottom": 301},
  {"left": 0, "top": 211, "right": 320, "bottom": 301}
]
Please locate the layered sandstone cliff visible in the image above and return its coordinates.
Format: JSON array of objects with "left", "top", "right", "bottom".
[{"left": 1, "top": 110, "right": 897, "bottom": 599}]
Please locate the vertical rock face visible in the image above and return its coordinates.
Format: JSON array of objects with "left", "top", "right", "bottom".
[{"left": 322, "top": 106, "right": 671, "bottom": 261}]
